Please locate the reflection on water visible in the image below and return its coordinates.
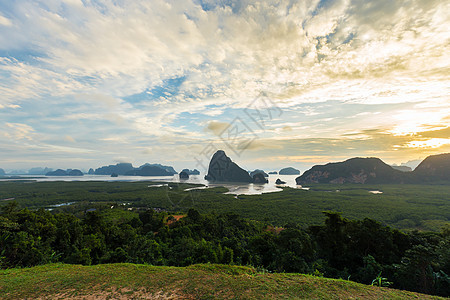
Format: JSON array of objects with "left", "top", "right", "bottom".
[
  {"left": 148, "top": 184, "right": 169, "bottom": 188},
  {"left": 178, "top": 174, "right": 305, "bottom": 195},
  {"left": 369, "top": 190, "right": 383, "bottom": 194},
  {"left": 52, "top": 202, "right": 75, "bottom": 207},
  {"left": 0, "top": 174, "right": 308, "bottom": 196}
]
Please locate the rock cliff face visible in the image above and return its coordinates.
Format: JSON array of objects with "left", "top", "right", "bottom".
[
  {"left": 205, "top": 150, "right": 253, "bottom": 183},
  {"left": 296, "top": 157, "right": 405, "bottom": 185}
]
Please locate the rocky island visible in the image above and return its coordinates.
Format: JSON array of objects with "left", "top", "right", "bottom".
[
  {"left": 205, "top": 150, "right": 253, "bottom": 183},
  {"left": 279, "top": 167, "right": 300, "bottom": 175},
  {"left": 46, "top": 169, "right": 83, "bottom": 176}
]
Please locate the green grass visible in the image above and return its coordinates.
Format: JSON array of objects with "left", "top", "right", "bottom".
[
  {"left": 0, "top": 263, "right": 444, "bottom": 299},
  {"left": 0, "top": 181, "right": 449, "bottom": 231}
]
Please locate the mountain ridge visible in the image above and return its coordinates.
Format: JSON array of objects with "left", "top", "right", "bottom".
[{"left": 296, "top": 153, "right": 450, "bottom": 185}]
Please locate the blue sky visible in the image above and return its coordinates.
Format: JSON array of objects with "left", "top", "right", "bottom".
[{"left": 0, "top": 0, "right": 449, "bottom": 173}]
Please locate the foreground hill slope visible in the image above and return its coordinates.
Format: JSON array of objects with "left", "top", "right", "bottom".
[{"left": 0, "top": 263, "right": 443, "bottom": 299}]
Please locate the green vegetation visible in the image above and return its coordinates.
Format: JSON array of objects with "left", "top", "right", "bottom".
[
  {"left": 1, "top": 181, "right": 449, "bottom": 296},
  {"left": 0, "top": 181, "right": 448, "bottom": 231},
  {"left": 1, "top": 203, "right": 449, "bottom": 296},
  {"left": 0, "top": 263, "right": 444, "bottom": 299}
]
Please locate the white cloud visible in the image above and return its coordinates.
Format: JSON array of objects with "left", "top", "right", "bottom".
[
  {"left": 3, "top": 122, "right": 35, "bottom": 141},
  {"left": 204, "top": 120, "right": 230, "bottom": 136},
  {"left": 0, "top": 14, "right": 12, "bottom": 27},
  {"left": 0, "top": 0, "right": 449, "bottom": 168}
]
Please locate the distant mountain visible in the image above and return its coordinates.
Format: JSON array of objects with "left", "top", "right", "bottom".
[
  {"left": 138, "top": 163, "right": 177, "bottom": 175},
  {"left": 0, "top": 168, "right": 5, "bottom": 176},
  {"left": 268, "top": 171, "right": 278, "bottom": 175},
  {"left": 249, "top": 169, "right": 269, "bottom": 177},
  {"left": 412, "top": 153, "right": 450, "bottom": 183},
  {"left": 279, "top": 167, "right": 300, "bottom": 175},
  {"left": 205, "top": 150, "right": 253, "bottom": 183},
  {"left": 46, "top": 169, "right": 68, "bottom": 176},
  {"left": 296, "top": 157, "right": 406, "bottom": 184},
  {"left": 28, "top": 167, "right": 53, "bottom": 175},
  {"left": 93, "top": 162, "right": 177, "bottom": 177},
  {"left": 88, "top": 168, "right": 95, "bottom": 175},
  {"left": 400, "top": 159, "right": 422, "bottom": 171},
  {"left": 94, "top": 163, "right": 134, "bottom": 175},
  {"left": 7, "top": 169, "right": 27, "bottom": 175},
  {"left": 179, "top": 171, "right": 189, "bottom": 179},
  {"left": 68, "top": 169, "right": 83, "bottom": 176},
  {"left": 296, "top": 154, "right": 450, "bottom": 185},
  {"left": 125, "top": 165, "right": 175, "bottom": 176},
  {"left": 46, "top": 169, "right": 83, "bottom": 176},
  {"left": 391, "top": 165, "right": 412, "bottom": 172},
  {"left": 252, "top": 172, "right": 268, "bottom": 183},
  {"left": 181, "top": 169, "right": 200, "bottom": 175}
]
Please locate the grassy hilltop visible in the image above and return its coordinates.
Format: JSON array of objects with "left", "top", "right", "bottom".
[{"left": 0, "top": 263, "right": 444, "bottom": 299}]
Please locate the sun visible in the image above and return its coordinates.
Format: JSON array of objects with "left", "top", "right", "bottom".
[{"left": 390, "top": 110, "right": 448, "bottom": 136}]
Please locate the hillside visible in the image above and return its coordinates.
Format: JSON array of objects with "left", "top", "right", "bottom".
[
  {"left": 413, "top": 153, "right": 450, "bottom": 183},
  {"left": 0, "top": 263, "right": 443, "bottom": 299},
  {"left": 296, "top": 154, "right": 450, "bottom": 185},
  {"left": 296, "top": 157, "right": 407, "bottom": 184}
]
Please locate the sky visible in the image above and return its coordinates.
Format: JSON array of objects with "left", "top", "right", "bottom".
[{"left": 0, "top": 0, "right": 449, "bottom": 173}]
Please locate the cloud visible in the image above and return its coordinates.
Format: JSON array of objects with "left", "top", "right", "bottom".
[
  {"left": 204, "top": 121, "right": 230, "bottom": 136},
  {"left": 0, "top": 0, "right": 448, "bottom": 169},
  {"left": 0, "top": 14, "right": 12, "bottom": 27},
  {"left": 238, "top": 139, "right": 283, "bottom": 151},
  {"left": 64, "top": 135, "right": 76, "bottom": 143},
  {"left": 3, "top": 122, "right": 35, "bottom": 141},
  {"left": 405, "top": 138, "right": 450, "bottom": 149},
  {"left": 416, "top": 126, "right": 450, "bottom": 139}
]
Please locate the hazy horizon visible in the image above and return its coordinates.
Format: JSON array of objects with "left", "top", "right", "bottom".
[
  {"left": 1, "top": 1, "right": 449, "bottom": 172},
  {"left": 1, "top": 152, "right": 426, "bottom": 175}
]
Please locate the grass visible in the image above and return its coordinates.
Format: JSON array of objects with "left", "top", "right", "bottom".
[{"left": 0, "top": 263, "right": 444, "bottom": 299}]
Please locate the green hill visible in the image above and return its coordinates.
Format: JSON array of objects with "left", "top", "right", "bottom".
[
  {"left": 0, "top": 263, "right": 444, "bottom": 299},
  {"left": 296, "top": 157, "right": 407, "bottom": 184},
  {"left": 295, "top": 154, "right": 450, "bottom": 185},
  {"left": 413, "top": 153, "right": 450, "bottom": 183}
]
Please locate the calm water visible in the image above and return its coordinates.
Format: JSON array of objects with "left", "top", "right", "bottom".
[{"left": 0, "top": 174, "right": 304, "bottom": 195}]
